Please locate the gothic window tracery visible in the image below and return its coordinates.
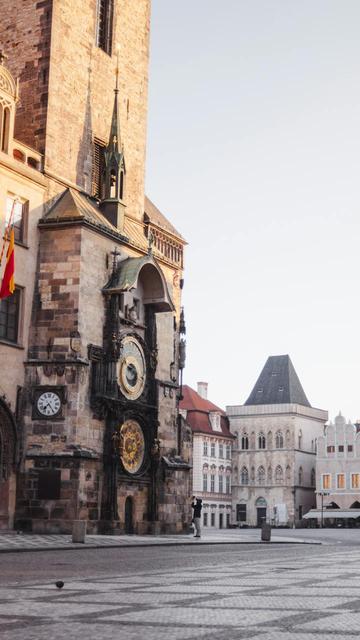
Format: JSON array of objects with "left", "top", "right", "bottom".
[
  {"left": 275, "top": 465, "right": 283, "bottom": 484},
  {"left": 240, "top": 466, "right": 249, "bottom": 485},
  {"left": 257, "top": 466, "right": 265, "bottom": 485},
  {"left": 241, "top": 434, "right": 249, "bottom": 450},
  {"left": 275, "top": 431, "right": 284, "bottom": 449},
  {"left": 258, "top": 433, "right": 266, "bottom": 449}
]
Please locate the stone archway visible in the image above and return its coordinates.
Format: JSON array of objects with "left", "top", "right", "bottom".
[{"left": 0, "top": 399, "right": 17, "bottom": 529}]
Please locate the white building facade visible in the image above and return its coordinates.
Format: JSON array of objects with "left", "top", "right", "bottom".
[
  {"left": 180, "top": 383, "right": 234, "bottom": 529},
  {"left": 228, "top": 356, "right": 328, "bottom": 527}
]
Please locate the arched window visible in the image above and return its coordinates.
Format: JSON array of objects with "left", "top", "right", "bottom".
[
  {"left": 267, "top": 431, "right": 272, "bottom": 449},
  {"left": 275, "top": 465, "right": 283, "bottom": 484},
  {"left": 1, "top": 105, "right": 10, "bottom": 153},
  {"left": 298, "top": 430, "right": 302, "bottom": 450},
  {"left": 298, "top": 466, "right": 303, "bottom": 485},
  {"left": 275, "top": 431, "right": 284, "bottom": 449},
  {"left": 311, "top": 468, "right": 316, "bottom": 486},
  {"left": 267, "top": 466, "right": 272, "bottom": 483},
  {"left": 258, "top": 433, "right": 266, "bottom": 449},
  {"left": 250, "top": 432, "right": 255, "bottom": 449},
  {"left": 285, "top": 430, "right": 291, "bottom": 447},
  {"left": 241, "top": 434, "right": 249, "bottom": 450},
  {"left": 120, "top": 169, "right": 124, "bottom": 200},
  {"left": 257, "top": 466, "right": 265, "bottom": 485},
  {"left": 240, "top": 466, "right": 248, "bottom": 485},
  {"left": 286, "top": 465, "right": 291, "bottom": 482}
]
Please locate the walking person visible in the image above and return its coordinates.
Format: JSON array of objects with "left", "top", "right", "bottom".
[{"left": 191, "top": 496, "right": 202, "bottom": 538}]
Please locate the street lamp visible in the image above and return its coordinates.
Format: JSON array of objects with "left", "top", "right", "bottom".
[{"left": 316, "top": 490, "right": 330, "bottom": 528}]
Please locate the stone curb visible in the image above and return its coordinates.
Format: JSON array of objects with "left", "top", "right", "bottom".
[{"left": 0, "top": 539, "right": 321, "bottom": 553}]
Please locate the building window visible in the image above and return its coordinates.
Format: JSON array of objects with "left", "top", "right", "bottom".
[
  {"left": 203, "top": 441, "right": 208, "bottom": 456},
  {"left": 203, "top": 512, "right": 208, "bottom": 526},
  {"left": 348, "top": 445, "right": 353, "bottom": 453},
  {"left": 96, "top": 0, "right": 114, "bottom": 54},
  {"left": 6, "top": 196, "right": 28, "bottom": 244},
  {"left": 338, "top": 445, "right": 344, "bottom": 453},
  {"left": 275, "top": 431, "right": 284, "bottom": 449},
  {"left": 351, "top": 473, "right": 360, "bottom": 489},
  {"left": 240, "top": 466, "right": 249, "bottom": 485},
  {"left": 236, "top": 504, "right": 247, "bottom": 522},
  {"left": 226, "top": 444, "right": 231, "bottom": 459},
  {"left": 226, "top": 476, "right": 230, "bottom": 494},
  {"left": 241, "top": 435, "right": 249, "bottom": 450},
  {"left": 257, "top": 466, "right": 265, "bottom": 485},
  {"left": 211, "top": 512, "right": 215, "bottom": 527},
  {"left": 327, "top": 445, "right": 335, "bottom": 453},
  {"left": 202, "top": 474, "right": 208, "bottom": 492},
  {"left": 218, "top": 475, "right": 223, "bottom": 493},
  {"left": 210, "top": 475, "right": 215, "bottom": 492},
  {"left": 219, "top": 443, "right": 224, "bottom": 458},
  {"left": 275, "top": 465, "right": 284, "bottom": 484},
  {"left": 0, "top": 288, "right": 21, "bottom": 344},
  {"left": 337, "top": 474, "right": 345, "bottom": 489},
  {"left": 258, "top": 433, "right": 266, "bottom": 449},
  {"left": 298, "top": 430, "right": 302, "bottom": 449},
  {"left": 210, "top": 442, "right": 216, "bottom": 457},
  {"left": 91, "top": 138, "right": 106, "bottom": 197},
  {"left": 298, "top": 467, "right": 303, "bottom": 485},
  {"left": 322, "top": 474, "right": 331, "bottom": 489},
  {"left": 0, "top": 104, "right": 11, "bottom": 153},
  {"left": 311, "top": 468, "right": 315, "bottom": 486}
]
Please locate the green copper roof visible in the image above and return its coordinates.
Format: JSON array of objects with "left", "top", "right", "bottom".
[{"left": 103, "top": 256, "right": 149, "bottom": 292}]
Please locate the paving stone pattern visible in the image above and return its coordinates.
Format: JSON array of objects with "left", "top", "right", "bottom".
[{"left": 1, "top": 545, "right": 360, "bottom": 639}]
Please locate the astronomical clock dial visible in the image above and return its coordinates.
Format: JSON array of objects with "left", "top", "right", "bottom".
[
  {"left": 119, "top": 419, "right": 145, "bottom": 474},
  {"left": 37, "top": 391, "right": 62, "bottom": 417},
  {"left": 118, "top": 336, "right": 146, "bottom": 400}
]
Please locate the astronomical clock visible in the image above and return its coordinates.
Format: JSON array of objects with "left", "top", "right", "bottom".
[{"left": 89, "top": 251, "right": 175, "bottom": 530}]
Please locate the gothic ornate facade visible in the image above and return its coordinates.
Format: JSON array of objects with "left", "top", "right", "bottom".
[
  {"left": 0, "top": 0, "right": 191, "bottom": 534},
  {"left": 228, "top": 355, "right": 328, "bottom": 527}
]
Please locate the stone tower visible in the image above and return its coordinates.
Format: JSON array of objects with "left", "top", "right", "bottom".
[{"left": 0, "top": 1, "right": 191, "bottom": 534}]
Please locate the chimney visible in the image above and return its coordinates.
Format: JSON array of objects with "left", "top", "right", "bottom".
[{"left": 197, "top": 381, "right": 208, "bottom": 399}]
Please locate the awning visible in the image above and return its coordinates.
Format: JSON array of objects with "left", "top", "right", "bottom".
[{"left": 303, "top": 509, "right": 360, "bottom": 519}]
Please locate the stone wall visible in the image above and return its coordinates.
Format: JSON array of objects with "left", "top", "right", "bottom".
[{"left": 1, "top": 0, "right": 151, "bottom": 222}]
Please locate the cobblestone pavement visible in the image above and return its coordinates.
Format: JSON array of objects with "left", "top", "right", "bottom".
[
  {"left": 1, "top": 542, "right": 360, "bottom": 639},
  {"left": 0, "top": 528, "right": 321, "bottom": 552}
]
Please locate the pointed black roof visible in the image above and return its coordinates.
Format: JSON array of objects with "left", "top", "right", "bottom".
[{"left": 244, "top": 355, "right": 311, "bottom": 407}]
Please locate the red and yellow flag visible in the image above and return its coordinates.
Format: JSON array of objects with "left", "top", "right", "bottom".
[{"left": 0, "top": 227, "right": 15, "bottom": 299}]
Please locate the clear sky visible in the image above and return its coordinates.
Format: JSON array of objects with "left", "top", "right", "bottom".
[{"left": 145, "top": 0, "right": 360, "bottom": 423}]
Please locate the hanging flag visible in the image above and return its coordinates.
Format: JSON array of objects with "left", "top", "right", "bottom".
[{"left": 0, "top": 227, "right": 15, "bottom": 300}]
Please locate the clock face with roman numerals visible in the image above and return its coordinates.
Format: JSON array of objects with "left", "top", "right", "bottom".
[{"left": 37, "top": 391, "right": 62, "bottom": 417}]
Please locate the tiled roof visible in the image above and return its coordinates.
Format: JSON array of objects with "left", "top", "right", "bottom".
[
  {"left": 244, "top": 355, "right": 311, "bottom": 407},
  {"left": 180, "top": 385, "right": 234, "bottom": 438},
  {"left": 145, "top": 196, "right": 185, "bottom": 241}
]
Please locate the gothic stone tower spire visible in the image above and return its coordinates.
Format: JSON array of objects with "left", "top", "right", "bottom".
[{"left": 100, "top": 65, "right": 126, "bottom": 231}]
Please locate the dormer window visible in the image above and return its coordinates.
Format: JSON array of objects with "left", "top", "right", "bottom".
[{"left": 209, "top": 412, "right": 222, "bottom": 432}]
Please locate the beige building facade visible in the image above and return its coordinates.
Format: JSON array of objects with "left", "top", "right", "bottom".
[
  {"left": 0, "top": 1, "right": 191, "bottom": 534},
  {"left": 316, "top": 413, "right": 360, "bottom": 511},
  {"left": 228, "top": 355, "right": 328, "bottom": 527}
]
